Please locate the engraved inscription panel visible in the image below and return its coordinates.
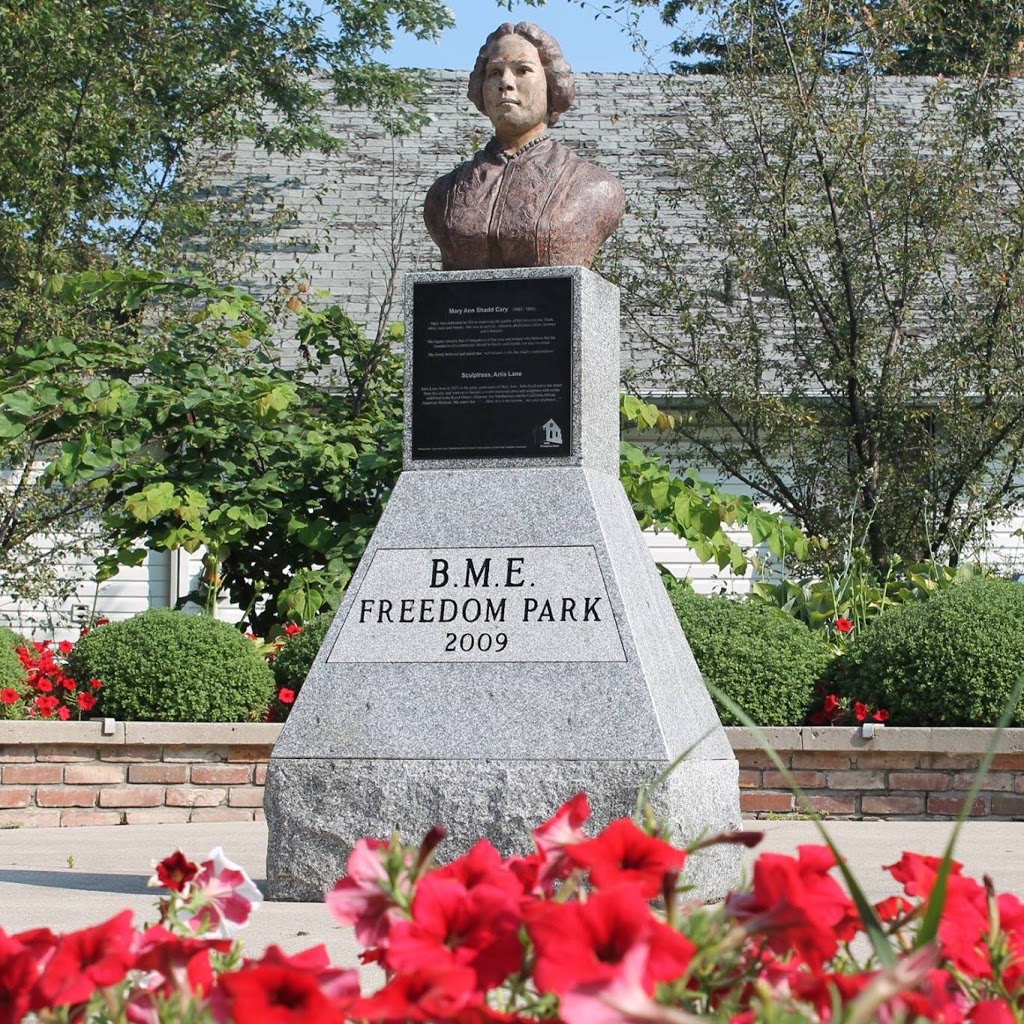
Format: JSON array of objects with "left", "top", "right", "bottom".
[
  {"left": 411, "top": 277, "right": 573, "bottom": 459},
  {"left": 328, "top": 546, "right": 625, "bottom": 663}
]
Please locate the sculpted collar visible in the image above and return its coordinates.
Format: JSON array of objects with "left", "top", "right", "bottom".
[{"left": 485, "top": 133, "right": 552, "bottom": 163}]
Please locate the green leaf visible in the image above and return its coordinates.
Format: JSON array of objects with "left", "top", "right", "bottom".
[
  {"left": 2, "top": 391, "right": 38, "bottom": 417},
  {"left": 0, "top": 416, "right": 26, "bottom": 439},
  {"left": 255, "top": 384, "right": 296, "bottom": 418},
  {"left": 126, "top": 482, "right": 179, "bottom": 522}
]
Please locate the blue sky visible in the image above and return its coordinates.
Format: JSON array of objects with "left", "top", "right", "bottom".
[{"left": 377, "top": 0, "right": 689, "bottom": 73}]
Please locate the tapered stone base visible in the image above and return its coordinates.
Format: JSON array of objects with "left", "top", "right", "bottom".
[
  {"left": 266, "top": 268, "right": 743, "bottom": 904},
  {"left": 265, "top": 756, "right": 742, "bottom": 902}
]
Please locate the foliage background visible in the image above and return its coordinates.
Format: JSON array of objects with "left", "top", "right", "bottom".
[{"left": 610, "top": 0, "right": 1024, "bottom": 570}]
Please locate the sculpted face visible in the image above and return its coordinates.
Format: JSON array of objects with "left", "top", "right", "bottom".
[{"left": 482, "top": 34, "right": 549, "bottom": 144}]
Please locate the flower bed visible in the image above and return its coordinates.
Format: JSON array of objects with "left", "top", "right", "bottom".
[
  {"left": 3, "top": 795, "right": 1023, "bottom": 1023},
  {"left": 1, "top": 724, "right": 1023, "bottom": 827}
]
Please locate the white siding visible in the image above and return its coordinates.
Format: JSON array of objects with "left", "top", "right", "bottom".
[{"left": 1, "top": 547, "right": 173, "bottom": 641}]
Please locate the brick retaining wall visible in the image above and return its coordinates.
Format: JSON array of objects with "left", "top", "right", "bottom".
[
  {"left": 0, "top": 723, "right": 1022, "bottom": 827},
  {"left": 730, "top": 727, "right": 1024, "bottom": 819},
  {"left": 0, "top": 722, "right": 277, "bottom": 828}
]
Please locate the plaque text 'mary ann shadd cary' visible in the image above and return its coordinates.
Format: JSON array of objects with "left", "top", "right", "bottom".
[{"left": 411, "top": 276, "right": 572, "bottom": 461}]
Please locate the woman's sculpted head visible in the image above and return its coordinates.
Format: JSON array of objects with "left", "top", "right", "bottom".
[{"left": 468, "top": 22, "right": 575, "bottom": 132}]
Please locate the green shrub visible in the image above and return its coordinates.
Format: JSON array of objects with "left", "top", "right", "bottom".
[
  {"left": 0, "top": 627, "right": 29, "bottom": 717},
  {"left": 68, "top": 610, "right": 274, "bottom": 722},
  {"left": 0, "top": 627, "right": 28, "bottom": 689},
  {"left": 670, "top": 589, "right": 832, "bottom": 726},
  {"left": 836, "top": 577, "right": 1024, "bottom": 726},
  {"left": 273, "top": 614, "right": 333, "bottom": 695}
]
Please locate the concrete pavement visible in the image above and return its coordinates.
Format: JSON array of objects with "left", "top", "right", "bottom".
[{"left": 2, "top": 818, "right": 1022, "bottom": 986}]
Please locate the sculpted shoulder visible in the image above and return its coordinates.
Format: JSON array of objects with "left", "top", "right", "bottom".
[
  {"left": 556, "top": 149, "right": 626, "bottom": 233},
  {"left": 423, "top": 165, "right": 460, "bottom": 251}
]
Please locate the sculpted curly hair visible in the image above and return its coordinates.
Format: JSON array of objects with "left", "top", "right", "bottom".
[{"left": 468, "top": 22, "right": 575, "bottom": 127}]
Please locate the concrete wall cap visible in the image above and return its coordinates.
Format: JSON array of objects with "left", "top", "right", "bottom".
[
  {"left": 723, "top": 727, "right": 802, "bottom": 751},
  {"left": 123, "top": 722, "right": 283, "bottom": 746},
  {"left": 0, "top": 721, "right": 127, "bottom": 744},
  {"left": 727, "top": 726, "right": 1024, "bottom": 755},
  {"left": 2, "top": 722, "right": 1023, "bottom": 755},
  {"left": 0, "top": 721, "right": 282, "bottom": 746}
]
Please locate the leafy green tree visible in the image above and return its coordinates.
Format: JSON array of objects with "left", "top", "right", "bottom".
[
  {"left": 611, "top": 0, "right": 1024, "bottom": 569},
  {"left": 0, "top": 0, "right": 457, "bottom": 611},
  {"left": 644, "top": 0, "right": 1024, "bottom": 74},
  {"left": 0, "top": 0, "right": 456, "bottom": 276},
  {"left": 1, "top": 270, "right": 402, "bottom": 634},
  {"left": 0, "top": 270, "right": 806, "bottom": 633},
  {"left": 892, "top": 0, "right": 1024, "bottom": 75}
]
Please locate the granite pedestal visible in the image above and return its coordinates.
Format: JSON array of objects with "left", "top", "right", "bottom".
[{"left": 266, "top": 267, "right": 742, "bottom": 900}]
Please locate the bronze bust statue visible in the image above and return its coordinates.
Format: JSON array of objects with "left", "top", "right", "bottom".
[{"left": 424, "top": 22, "right": 626, "bottom": 271}]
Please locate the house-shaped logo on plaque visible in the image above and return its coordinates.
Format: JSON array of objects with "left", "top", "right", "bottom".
[{"left": 539, "top": 419, "right": 563, "bottom": 447}]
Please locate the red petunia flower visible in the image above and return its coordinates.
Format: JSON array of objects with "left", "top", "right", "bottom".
[
  {"left": 0, "top": 927, "right": 52, "bottom": 1020},
  {"left": 886, "top": 851, "right": 960, "bottom": 897},
  {"left": 525, "top": 884, "right": 695, "bottom": 996},
  {"left": 725, "top": 845, "right": 857, "bottom": 967},
  {"left": 150, "top": 850, "right": 200, "bottom": 892},
  {"left": 216, "top": 963, "right": 343, "bottom": 1024},
  {"left": 35, "top": 679, "right": 53, "bottom": 693},
  {"left": 347, "top": 964, "right": 478, "bottom": 1022},
  {"left": 135, "top": 924, "right": 231, "bottom": 999},
  {"left": 77, "top": 692, "right": 97, "bottom": 711},
  {"left": 835, "top": 616, "right": 854, "bottom": 634},
  {"left": 386, "top": 875, "right": 523, "bottom": 989},
  {"left": 888, "top": 853, "right": 991, "bottom": 975},
  {"left": 278, "top": 688, "right": 295, "bottom": 705},
  {"left": 35, "top": 909, "right": 137, "bottom": 1006},
  {"left": 517, "top": 792, "right": 592, "bottom": 894},
  {"left": 564, "top": 818, "right": 686, "bottom": 898},
  {"left": 58, "top": 640, "right": 74, "bottom": 656},
  {"left": 854, "top": 701, "right": 870, "bottom": 722},
  {"left": 873, "top": 708, "right": 891, "bottom": 722},
  {"left": 56, "top": 706, "right": 71, "bottom": 721},
  {"left": 90, "top": 678, "right": 104, "bottom": 690},
  {"left": 0, "top": 688, "right": 19, "bottom": 705},
  {"left": 283, "top": 623, "right": 303, "bottom": 636},
  {"left": 254, "top": 944, "right": 359, "bottom": 1003},
  {"left": 34, "top": 695, "right": 59, "bottom": 717},
  {"left": 435, "top": 839, "right": 523, "bottom": 901}
]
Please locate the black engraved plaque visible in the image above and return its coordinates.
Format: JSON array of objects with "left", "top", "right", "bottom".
[{"left": 411, "top": 277, "right": 573, "bottom": 460}]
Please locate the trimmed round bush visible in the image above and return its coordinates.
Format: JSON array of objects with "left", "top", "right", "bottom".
[
  {"left": 838, "top": 577, "right": 1024, "bottom": 726},
  {"left": 670, "top": 589, "right": 832, "bottom": 726},
  {"left": 273, "top": 614, "right": 333, "bottom": 695},
  {"left": 68, "top": 610, "right": 275, "bottom": 722},
  {"left": 0, "top": 626, "right": 28, "bottom": 689}
]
